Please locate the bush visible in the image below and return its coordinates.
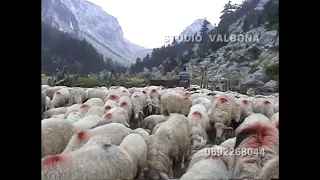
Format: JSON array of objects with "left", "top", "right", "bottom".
[{"left": 265, "top": 63, "right": 279, "bottom": 81}]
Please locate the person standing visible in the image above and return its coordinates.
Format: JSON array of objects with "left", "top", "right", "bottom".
[{"left": 179, "top": 66, "right": 190, "bottom": 88}]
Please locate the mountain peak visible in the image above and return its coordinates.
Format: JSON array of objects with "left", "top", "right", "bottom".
[{"left": 179, "top": 18, "right": 214, "bottom": 37}]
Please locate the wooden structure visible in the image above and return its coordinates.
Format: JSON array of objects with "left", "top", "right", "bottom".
[{"left": 149, "top": 79, "right": 183, "bottom": 88}]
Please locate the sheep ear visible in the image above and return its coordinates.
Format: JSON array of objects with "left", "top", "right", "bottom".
[{"left": 159, "top": 172, "right": 169, "bottom": 180}]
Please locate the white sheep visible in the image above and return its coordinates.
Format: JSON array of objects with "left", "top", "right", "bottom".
[
  {"left": 43, "top": 107, "right": 67, "bottom": 119},
  {"left": 83, "top": 97, "right": 104, "bottom": 107},
  {"left": 219, "top": 137, "right": 236, "bottom": 149},
  {"left": 42, "top": 91, "right": 47, "bottom": 116},
  {"left": 141, "top": 115, "right": 169, "bottom": 132},
  {"left": 42, "top": 143, "right": 134, "bottom": 180},
  {"left": 69, "top": 87, "right": 86, "bottom": 105},
  {"left": 141, "top": 113, "right": 190, "bottom": 179},
  {"left": 252, "top": 98, "right": 275, "bottom": 119},
  {"left": 119, "top": 133, "right": 148, "bottom": 179},
  {"left": 271, "top": 112, "right": 279, "bottom": 129},
  {"left": 187, "top": 104, "right": 210, "bottom": 150},
  {"left": 160, "top": 92, "right": 193, "bottom": 116},
  {"left": 192, "top": 97, "right": 213, "bottom": 112},
  {"left": 258, "top": 155, "right": 279, "bottom": 180},
  {"left": 42, "top": 118, "right": 77, "bottom": 157},
  {"left": 189, "top": 93, "right": 207, "bottom": 100},
  {"left": 62, "top": 123, "right": 132, "bottom": 154},
  {"left": 43, "top": 86, "right": 62, "bottom": 99},
  {"left": 85, "top": 88, "right": 108, "bottom": 102},
  {"left": 51, "top": 114, "right": 65, "bottom": 119},
  {"left": 118, "top": 87, "right": 131, "bottom": 97},
  {"left": 83, "top": 106, "right": 105, "bottom": 117},
  {"left": 80, "top": 134, "right": 111, "bottom": 148},
  {"left": 119, "top": 96, "right": 133, "bottom": 120},
  {"left": 148, "top": 88, "right": 161, "bottom": 114},
  {"left": 66, "top": 111, "right": 83, "bottom": 123},
  {"left": 273, "top": 99, "right": 279, "bottom": 113},
  {"left": 229, "top": 113, "right": 279, "bottom": 179},
  {"left": 74, "top": 115, "right": 106, "bottom": 131},
  {"left": 42, "top": 84, "right": 50, "bottom": 91},
  {"left": 45, "top": 96, "right": 51, "bottom": 110},
  {"left": 104, "top": 100, "right": 118, "bottom": 112},
  {"left": 144, "top": 98, "right": 157, "bottom": 117},
  {"left": 180, "top": 146, "right": 230, "bottom": 180},
  {"left": 151, "top": 121, "right": 165, "bottom": 134},
  {"left": 131, "top": 91, "right": 147, "bottom": 128},
  {"left": 63, "top": 104, "right": 82, "bottom": 118},
  {"left": 132, "top": 128, "right": 150, "bottom": 138},
  {"left": 102, "top": 107, "right": 130, "bottom": 127},
  {"left": 51, "top": 88, "right": 70, "bottom": 107}
]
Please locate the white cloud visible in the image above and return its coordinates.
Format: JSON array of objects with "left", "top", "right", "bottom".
[{"left": 87, "top": 0, "right": 244, "bottom": 49}]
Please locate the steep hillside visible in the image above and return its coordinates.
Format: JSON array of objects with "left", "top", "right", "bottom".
[
  {"left": 42, "top": 0, "right": 151, "bottom": 66},
  {"left": 130, "top": 0, "right": 279, "bottom": 93},
  {"left": 41, "top": 22, "right": 126, "bottom": 74},
  {"left": 180, "top": 19, "right": 214, "bottom": 36}
]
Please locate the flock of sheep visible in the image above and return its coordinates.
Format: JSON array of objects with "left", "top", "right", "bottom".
[{"left": 41, "top": 84, "right": 279, "bottom": 180}]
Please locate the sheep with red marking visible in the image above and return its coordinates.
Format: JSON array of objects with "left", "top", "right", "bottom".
[
  {"left": 229, "top": 113, "right": 279, "bottom": 179},
  {"left": 131, "top": 91, "right": 147, "bottom": 128},
  {"left": 207, "top": 94, "right": 237, "bottom": 144},
  {"left": 77, "top": 104, "right": 91, "bottom": 116},
  {"left": 62, "top": 122, "right": 132, "bottom": 154},
  {"left": 141, "top": 115, "right": 169, "bottom": 132},
  {"left": 43, "top": 107, "right": 67, "bottom": 119},
  {"left": 119, "top": 96, "right": 133, "bottom": 120},
  {"left": 132, "top": 128, "right": 150, "bottom": 138},
  {"left": 43, "top": 86, "right": 62, "bottom": 99},
  {"left": 119, "top": 133, "right": 148, "bottom": 179},
  {"left": 42, "top": 143, "right": 134, "bottom": 180},
  {"left": 180, "top": 145, "right": 230, "bottom": 180},
  {"left": 105, "top": 89, "right": 120, "bottom": 102},
  {"left": 51, "top": 88, "right": 70, "bottom": 107},
  {"left": 103, "top": 100, "right": 118, "bottom": 112},
  {"left": 74, "top": 115, "right": 106, "bottom": 131},
  {"left": 192, "top": 97, "right": 213, "bottom": 112},
  {"left": 102, "top": 107, "right": 130, "bottom": 127},
  {"left": 141, "top": 113, "right": 190, "bottom": 179},
  {"left": 83, "top": 106, "right": 105, "bottom": 117},
  {"left": 42, "top": 118, "right": 77, "bottom": 157},
  {"left": 238, "top": 97, "right": 254, "bottom": 122},
  {"left": 69, "top": 87, "right": 86, "bottom": 105},
  {"left": 160, "top": 92, "right": 193, "bottom": 116},
  {"left": 252, "top": 98, "right": 275, "bottom": 119},
  {"left": 85, "top": 88, "right": 108, "bottom": 102},
  {"left": 187, "top": 104, "right": 210, "bottom": 150},
  {"left": 84, "top": 97, "right": 104, "bottom": 107}
]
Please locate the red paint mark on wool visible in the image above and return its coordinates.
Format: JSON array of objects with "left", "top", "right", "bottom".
[
  {"left": 264, "top": 101, "right": 271, "bottom": 105},
  {"left": 56, "top": 92, "right": 61, "bottom": 95},
  {"left": 192, "top": 111, "right": 202, "bottom": 119},
  {"left": 120, "top": 102, "right": 128, "bottom": 107},
  {"left": 219, "top": 97, "right": 228, "bottom": 103},
  {"left": 105, "top": 106, "right": 111, "bottom": 110},
  {"left": 42, "top": 155, "right": 62, "bottom": 167},
  {"left": 241, "top": 123, "right": 274, "bottom": 149},
  {"left": 151, "top": 89, "right": 157, "bottom": 93},
  {"left": 80, "top": 104, "right": 89, "bottom": 109},
  {"left": 104, "top": 113, "right": 112, "bottom": 119},
  {"left": 110, "top": 95, "right": 117, "bottom": 100},
  {"left": 77, "top": 131, "right": 88, "bottom": 141},
  {"left": 183, "top": 97, "right": 189, "bottom": 99},
  {"left": 242, "top": 100, "right": 249, "bottom": 105}
]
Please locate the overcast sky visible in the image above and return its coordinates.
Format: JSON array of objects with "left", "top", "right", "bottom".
[{"left": 87, "top": 0, "right": 243, "bottom": 49}]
